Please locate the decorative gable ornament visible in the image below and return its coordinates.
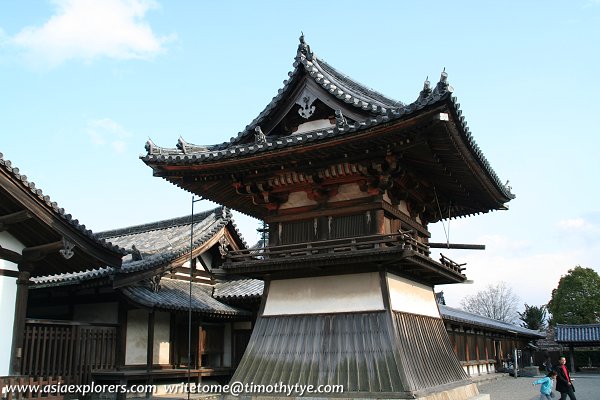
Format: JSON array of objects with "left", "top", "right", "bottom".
[
  {"left": 296, "top": 88, "right": 317, "bottom": 119},
  {"left": 59, "top": 237, "right": 76, "bottom": 260}
]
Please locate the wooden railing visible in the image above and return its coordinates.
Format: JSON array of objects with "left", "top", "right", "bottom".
[
  {"left": 0, "top": 376, "right": 64, "bottom": 400},
  {"left": 439, "top": 253, "right": 467, "bottom": 273},
  {"left": 227, "top": 231, "right": 431, "bottom": 263},
  {"left": 21, "top": 320, "right": 117, "bottom": 386}
]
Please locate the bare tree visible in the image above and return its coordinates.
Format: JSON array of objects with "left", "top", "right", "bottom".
[{"left": 460, "top": 281, "right": 520, "bottom": 323}]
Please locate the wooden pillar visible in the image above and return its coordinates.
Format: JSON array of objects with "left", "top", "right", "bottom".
[
  {"left": 116, "top": 301, "right": 127, "bottom": 370},
  {"left": 475, "top": 331, "right": 481, "bottom": 375},
  {"left": 169, "top": 313, "right": 177, "bottom": 368},
  {"left": 146, "top": 309, "right": 155, "bottom": 399},
  {"left": 10, "top": 270, "right": 30, "bottom": 375},
  {"left": 147, "top": 309, "right": 155, "bottom": 371},
  {"left": 569, "top": 345, "right": 575, "bottom": 373},
  {"left": 374, "top": 210, "right": 385, "bottom": 234}
]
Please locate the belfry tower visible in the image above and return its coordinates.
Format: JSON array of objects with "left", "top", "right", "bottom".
[{"left": 143, "top": 35, "right": 513, "bottom": 399}]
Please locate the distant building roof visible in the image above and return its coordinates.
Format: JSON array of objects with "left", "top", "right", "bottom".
[
  {"left": 555, "top": 324, "right": 600, "bottom": 345},
  {"left": 121, "top": 277, "right": 250, "bottom": 318},
  {"left": 439, "top": 304, "right": 545, "bottom": 338},
  {"left": 32, "top": 206, "right": 242, "bottom": 286}
]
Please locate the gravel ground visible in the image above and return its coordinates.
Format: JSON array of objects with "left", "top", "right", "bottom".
[{"left": 477, "top": 373, "right": 599, "bottom": 400}]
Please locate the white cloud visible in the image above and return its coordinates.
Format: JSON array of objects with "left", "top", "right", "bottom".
[
  {"left": 12, "top": 0, "right": 173, "bottom": 66},
  {"left": 87, "top": 118, "right": 132, "bottom": 153},
  {"left": 558, "top": 217, "right": 594, "bottom": 230}
]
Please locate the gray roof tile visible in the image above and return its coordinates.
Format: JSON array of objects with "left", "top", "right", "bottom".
[
  {"left": 439, "top": 304, "right": 544, "bottom": 338},
  {"left": 213, "top": 279, "right": 264, "bottom": 300},
  {"left": 32, "top": 206, "right": 245, "bottom": 285},
  {"left": 555, "top": 324, "right": 600, "bottom": 343},
  {"left": 121, "top": 278, "right": 250, "bottom": 317}
]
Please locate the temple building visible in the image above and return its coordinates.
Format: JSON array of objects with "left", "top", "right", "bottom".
[
  {"left": 142, "top": 35, "right": 515, "bottom": 400},
  {"left": 0, "top": 153, "right": 124, "bottom": 377},
  {"left": 12, "top": 203, "right": 260, "bottom": 391}
]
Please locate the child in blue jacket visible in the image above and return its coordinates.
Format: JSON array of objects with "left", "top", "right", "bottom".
[{"left": 533, "top": 371, "right": 557, "bottom": 399}]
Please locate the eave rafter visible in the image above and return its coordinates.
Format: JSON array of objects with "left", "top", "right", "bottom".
[
  {"left": 0, "top": 236, "right": 77, "bottom": 271},
  {"left": 0, "top": 210, "right": 33, "bottom": 231}
]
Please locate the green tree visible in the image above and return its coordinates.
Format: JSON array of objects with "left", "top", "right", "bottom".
[
  {"left": 547, "top": 266, "right": 600, "bottom": 324},
  {"left": 518, "top": 304, "right": 546, "bottom": 331}
]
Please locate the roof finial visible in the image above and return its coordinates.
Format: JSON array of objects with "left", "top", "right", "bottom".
[
  {"left": 297, "top": 31, "right": 313, "bottom": 60},
  {"left": 177, "top": 136, "right": 188, "bottom": 153},
  {"left": 434, "top": 68, "right": 453, "bottom": 95},
  {"left": 417, "top": 76, "right": 432, "bottom": 102},
  {"left": 145, "top": 138, "right": 156, "bottom": 154},
  {"left": 440, "top": 67, "right": 448, "bottom": 84}
]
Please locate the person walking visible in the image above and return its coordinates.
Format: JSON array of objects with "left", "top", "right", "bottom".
[
  {"left": 555, "top": 356, "right": 576, "bottom": 400},
  {"left": 533, "top": 371, "right": 557, "bottom": 400}
]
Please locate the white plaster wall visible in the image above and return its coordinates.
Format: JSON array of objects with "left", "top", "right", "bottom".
[
  {"left": 154, "top": 311, "right": 170, "bottom": 365},
  {"left": 387, "top": 274, "right": 440, "bottom": 318},
  {"left": 73, "top": 302, "right": 118, "bottom": 324},
  {"left": 328, "top": 183, "right": 369, "bottom": 203},
  {"left": 0, "top": 231, "right": 24, "bottom": 376},
  {"left": 279, "top": 191, "right": 317, "bottom": 210},
  {"left": 295, "top": 119, "right": 333, "bottom": 134},
  {"left": 125, "top": 309, "right": 148, "bottom": 365},
  {"left": 223, "top": 323, "right": 232, "bottom": 367},
  {"left": 200, "top": 252, "right": 213, "bottom": 270},
  {"left": 263, "top": 272, "right": 384, "bottom": 316}
]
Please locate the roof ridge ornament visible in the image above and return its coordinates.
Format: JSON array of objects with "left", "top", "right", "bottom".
[
  {"left": 145, "top": 138, "right": 156, "bottom": 155},
  {"left": 417, "top": 76, "right": 432, "bottom": 102},
  {"left": 254, "top": 126, "right": 267, "bottom": 144},
  {"left": 433, "top": 68, "right": 454, "bottom": 95},
  {"left": 177, "top": 136, "right": 188, "bottom": 153},
  {"left": 130, "top": 244, "right": 143, "bottom": 261},
  {"left": 297, "top": 31, "right": 313, "bottom": 61},
  {"left": 335, "top": 110, "right": 349, "bottom": 130}
]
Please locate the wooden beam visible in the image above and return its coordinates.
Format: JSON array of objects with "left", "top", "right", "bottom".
[
  {"left": 0, "top": 246, "right": 22, "bottom": 264},
  {"left": 21, "top": 240, "right": 64, "bottom": 262},
  {"left": 429, "top": 243, "right": 485, "bottom": 250},
  {"left": 0, "top": 268, "right": 19, "bottom": 278},
  {"left": 0, "top": 210, "right": 33, "bottom": 231}
]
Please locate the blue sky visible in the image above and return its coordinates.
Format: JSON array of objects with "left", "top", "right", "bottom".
[{"left": 1, "top": 0, "right": 599, "bottom": 311}]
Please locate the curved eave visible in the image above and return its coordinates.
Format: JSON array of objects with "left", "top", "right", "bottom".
[{"left": 144, "top": 93, "right": 512, "bottom": 218}]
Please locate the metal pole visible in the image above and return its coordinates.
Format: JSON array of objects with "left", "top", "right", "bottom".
[
  {"left": 514, "top": 348, "right": 518, "bottom": 379},
  {"left": 188, "top": 196, "right": 201, "bottom": 400}
]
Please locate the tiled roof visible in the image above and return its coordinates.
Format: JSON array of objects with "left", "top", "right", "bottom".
[
  {"left": 121, "top": 278, "right": 250, "bottom": 317},
  {"left": 0, "top": 152, "right": 126, "bottom": 255},
  {"left": 31, "top": 267, "right": 115, "bottom": 288},
  {"left": 555, "top": 324, "right": 600, "bottom": 343},
  {"left": 213, "top": 279, "right": 264, "bottom": 300},
  {"left": 32, "top": 206, "right": 239, "bottom": 285},
  {"left": 141, "top": 38, "right": 513, "bottom": 202},
  {"left": 439, "top": 304, "right": 545, "bottom": 338}
]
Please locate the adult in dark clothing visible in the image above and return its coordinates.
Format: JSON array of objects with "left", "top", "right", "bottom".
[{"left": 555, "top": 356, "right": 576, "bottom": 400}]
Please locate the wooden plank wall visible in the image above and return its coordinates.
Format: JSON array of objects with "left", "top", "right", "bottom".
[{"left": 20, "top": 322, "right": 117, "bottom": 386}]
